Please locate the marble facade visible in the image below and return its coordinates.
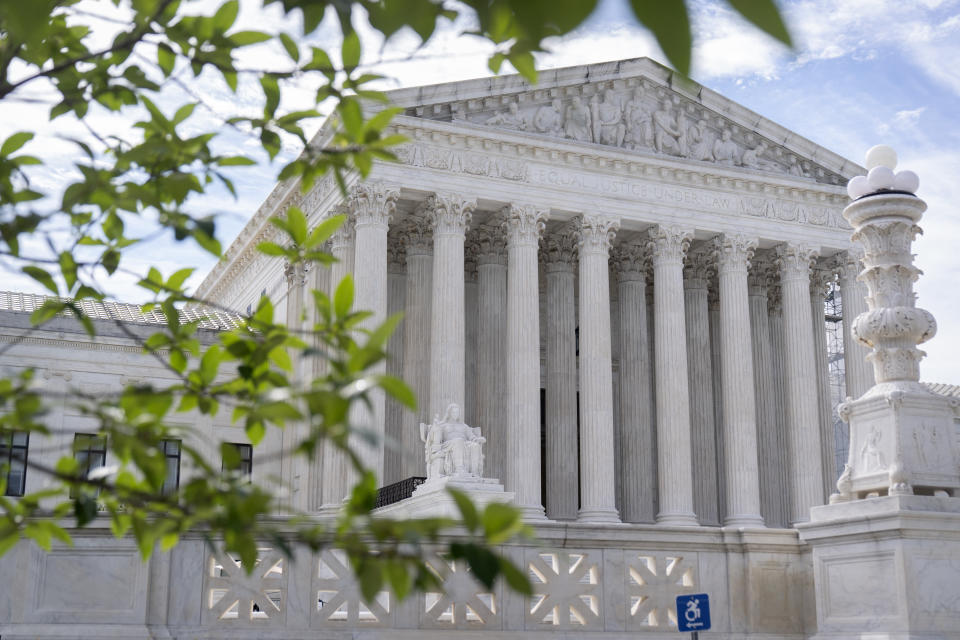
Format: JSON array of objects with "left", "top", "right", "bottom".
[{"left": 2, "top": 58, "right": 958, "bottom": 639}]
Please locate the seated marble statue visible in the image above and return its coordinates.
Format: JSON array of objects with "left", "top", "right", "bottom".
[
  {"left": 420, "top": 403, "right": 485, "bottom": 480},
  {"left": 485, "top": 102, "right": 525, "bottom": 130}
]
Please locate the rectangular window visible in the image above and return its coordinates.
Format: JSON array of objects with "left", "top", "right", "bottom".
[
  {"left": 223, "top": 443, "right": 252, "bottom": 478},
  {"left": 73, "top": 433, "right": 107, "bottom": 497},
  {"left": 0, "top": 431, "right": 29, "bottom": 497},
  {"left": 160, "top": 439, "right": 181, "bottom": 495}
]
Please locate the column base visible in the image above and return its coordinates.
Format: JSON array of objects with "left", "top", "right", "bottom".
[
  {"left": 723, "top": 513, "right": 765, "bottom": 528},
  {"left": 655, "top": 511, "right": 699, "bottom": 526},
  {"left": 577, "top": 507, "right": 621, "bottom": 524},
  {"left": 517, "top": 504, "right": 549, "bottom": 521},
  {"left": 316, "top": 503, "right": 344, "bottom": 518}
]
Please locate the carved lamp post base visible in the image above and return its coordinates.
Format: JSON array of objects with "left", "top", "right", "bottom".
[{"left": 799, "top": 145, "right": 960, "bottom": 640}]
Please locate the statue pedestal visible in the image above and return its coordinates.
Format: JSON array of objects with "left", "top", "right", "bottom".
[
  {"left": 374, "top": 476, "right": 513, "bottom": 519},
  {"left": 798, "top": 495, "right": 960, "bottom": 639}
]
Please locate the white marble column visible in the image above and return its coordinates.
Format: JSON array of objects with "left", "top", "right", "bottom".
[
  {"left": 811, "top": 264, "right": 836, "bottom": 497},
  {"left": 425, "top": 193, "right": 475, "bottom": 417},
  {"left": 767, "top": 284, "right": 790, "bottom": 527},
  {"left": 504, "top": 204, "right": 548, "bottom": 520},
  {"left": 748, "top": 260, "right": 782, "bottom": 526},
  {"left": 307, "top": 242, "right": 330, "bottom": 511},
  {"left": 683, "top": 248, "right": 720, "bottom": 526},
  {"left": 613, "top": 243, "right": 655, "bottom": 523},
  {"left": 464, "top": 241, "right": 479, "bottom": 428},
  {"left": 399, "top": 217, "right": 433, "bottom": 479},
  {"left": 776, "top": 242, "right": 824, "bottom": 524},
  {"left": 835, "top": 250, "right": 874, "bottom": 399},
  {"left": 283, "top": 260, "right": 309, "bottom": 511},
  {"left": 350, "top": 182, "right": 398, "bottom": 481},
  {"left": 544, "top": 225, "right": 578, "bottom": 521},
  {"left": 475, "top": 223, "right": 507, "bottom": 483},
  {"left": 384, "top": 234, "right": 406, "bottom": 484},
  {"left": 708, "top": 286, "right": 726, "bottom": 522},
  {"left": 648, "top": 225, "right": 698, "bottom": 526},
  {"left": 576, "top": 214, "right": 621, "bottom": 523},
  {"left": 320, "top": 214, "right": 355, "bottom": 512},
  {"left": 714, "top": 234, "right": 764, "bottom": 527}
]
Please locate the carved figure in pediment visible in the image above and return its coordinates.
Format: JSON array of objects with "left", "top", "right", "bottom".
[
  {"left": 564, "top": 95, "right": 593, "bottom": 142},
  {"left": 624, "top": 89, "right": 653, "bottom": 150},
  {"left": 591, "top": 89, "right": 626, "bottom": 147},
  {"left": 485, "top": 101, "right": 525, "bottom": 130},
  {"left": 687, "top": 119, "right": 715, "bottom": 162},
  {"left": 533, "top": 98, "right": 564, "bottom": 137},
  {"left": 713, "top": 128, "right": 740, "bottom": 166},
  {"left": 653, "top": 99, "right": 684, "bottom": 156},
  {"left": 741, "top": 140, "right": 781, "bottom": 172},
  {"left": 787, "top": 155, "right": 806, "bottom": 177}
]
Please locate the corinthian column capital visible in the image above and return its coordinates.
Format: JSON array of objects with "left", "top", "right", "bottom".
[
  {"left": 647, "top": 224, "right": 693, "bottom": 267},
  {"left": 475, "top": 222, "right": 507, "bottom": 266},
  {"left": 349, "top": 181, "right": 399, "bottom": 226},
  {"left": 575, "top": 214, "right": 620, "bottom": 256},
  {"left": 610, "top": 242, "right": 650, "bottom": 282},
  {"left": 712, "top": 233, "right": 758, "bottom": 274},
  {"left": 832, "top": 248, "right": 865, "bottom": 283},
  {"left": 284, "top": 260, "right": 309, "bottom": 288},
  {"left": 422, "top": 193, "right": 476, "bottom": 236},
  {"left": 502, "top": 203, "right": 548, "bottom": 247},
  {"left": 775, "top": 242, "right": 818, "bottom": 281},
  {"left": 396, "top": 214, "right": 433, "bottom": 257},
  {"left": 810, "top": 261, "right": 835, "bottom": 297},
  {"left": 684, "top": 243, "right": 715, "bottom": 287},
  {"left": 329, "top": 204, "right": 355, "bottom": 251},
  {"left": 544, "top": 222, "right": 578, "bottom": 272}
]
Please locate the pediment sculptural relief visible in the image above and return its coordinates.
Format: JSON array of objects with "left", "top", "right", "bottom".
[{"left": 408, "top": 81, "right": 844, "bottom": 185}]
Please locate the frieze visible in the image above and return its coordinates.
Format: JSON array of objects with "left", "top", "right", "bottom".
[{"left": 405, "top": 77, "right": 846, "bottom": 185}]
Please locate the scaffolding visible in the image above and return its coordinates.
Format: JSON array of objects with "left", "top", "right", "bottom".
[{"left": 825, "top": 279, "right": 849, "bottom": 478}]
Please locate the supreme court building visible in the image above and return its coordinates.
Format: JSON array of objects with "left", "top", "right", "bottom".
[{"left": 3, "top": 58, "right": 959, "bottom": 639}]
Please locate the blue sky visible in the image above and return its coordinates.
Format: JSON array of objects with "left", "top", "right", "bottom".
[{"left": 2, "top": 0, "right": 958, "bottom": 383}]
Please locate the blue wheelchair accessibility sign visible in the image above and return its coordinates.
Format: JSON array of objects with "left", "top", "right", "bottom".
[{"left": 676, "top": 593, "right": 711, "bottom": 632}]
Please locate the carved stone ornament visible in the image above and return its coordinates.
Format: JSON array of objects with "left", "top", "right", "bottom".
[
  {"left": 474, "top": 222, "right": 507, "bottom": 266},
  {"left": 501, "top": 204, "right": 548, "bottom": 247},
  {"left": 774, "top": 242, "right": 817, "bottom": 282},
  {"left": 397, "top": 214, "right": 433, "bottom": 257},
  {"left": 408, "top": 78, "right": 845, "bottom": 184},
  {"left": 349, "top": 181, "right": 399, "bottom": 227},
  {"left": 711, "top": 233, "right": 757, "bottom": 274},
  {"left": 419, "top": 403, "right": 485, "bottom": 480},
  {"left": 544, "top": 222, "right": 579, "bottom": 270},
  {"left": 647, "top": 225, "right": 693, "bottom": 267},
  {"left": 610, "top": 242, "right": 650, "bottom": 282},
  {"left": 283, "top": 260, "right": 309, "bottom": 288},
  {"left": 420, "top": 193, "right": 476, "bottom": 236},
  {"left": 328, "top": 205, "right": 355, "bottom": 252},
  {"left": 576, "top": 214, "right": 620, "bottom": 255}
]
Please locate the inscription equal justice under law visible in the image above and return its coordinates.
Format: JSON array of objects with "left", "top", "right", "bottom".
[{"left": 528, "top": 166, "right": 847, "bottom": 229}]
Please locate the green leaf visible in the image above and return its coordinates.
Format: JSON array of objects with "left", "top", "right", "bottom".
[
  {"left": 230, "top": 30, "right": 271, "bottom": 46},
  {"left": 279, "top": 32, "right": 299, "bottom": 62},
  {"left": 157, "top": 42, "right": 175, "bottom": 76},
  {"left": 499, "top": 557, "right": 532, "bottom": 595},
  {"left": 172, "top": 102, "right": 197, "bottom": 126},
  {"left": 359, "top": 559, "right": 384, "bottom": 601},
  {"left": 58, "top": 251, "right": 77, "bottom": 290},
  {"left": 377, "top": 375, "right": 416, "bottom": 411},
  {"left": 213, "top": 0, "right": 239, "bottom": 31},
  {"left": 1, "top": 132, "right": 33, "bottom": 156},
  {"left": 22, "top": 266, "right": 57, "bottom": 295},
  {"left": 726, "top": 0, "right": 792, "bottom": 46},
  {"left": 629, "top": 0, "right": 692, "bottom": 76},
  {"left": 305, "top": 214, "right": 344, "bottom": 248},
  {"left": 333, "top": 274, "right": 353, "bottom": 319},
  {"left": 386, "top": 559, "right": 412, "bottom": 601},
  {"left": 482, "top": 502, "right": 523, "bottom": 544},
  {"left": 508, "top": 51, "right": 537, "bottom": 83},
  {"left": 447, "top": 487, "right": 479, "bottom": 532},
  {"left": 341, "top": 30, "right": 361, "bottom": 69},
  {"left": 256, "top": 242, "right": 288, "bottom": 257},
  {"left": 217, "top": 156, "right": 256, "bottom": 166},
  {"left": 286, "top": 206, "right": 307, "bottom": 245}
]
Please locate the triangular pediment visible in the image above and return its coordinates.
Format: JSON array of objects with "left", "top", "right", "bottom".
[{"left": 384, "top": 57, "right": 860, "bottom": 185}]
